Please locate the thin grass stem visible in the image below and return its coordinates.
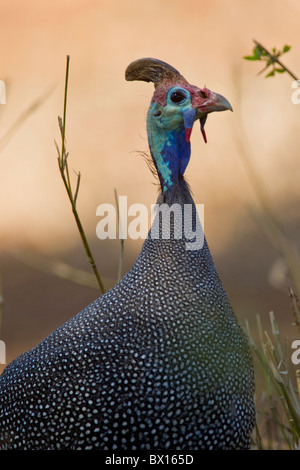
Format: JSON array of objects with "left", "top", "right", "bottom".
[{"left": 55, "top": 56, "right": 106, "bottom": 295}]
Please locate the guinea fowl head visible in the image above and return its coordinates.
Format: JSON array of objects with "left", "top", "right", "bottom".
[{"left": 125, "top": 58, "right": 232, "bottom": 193}]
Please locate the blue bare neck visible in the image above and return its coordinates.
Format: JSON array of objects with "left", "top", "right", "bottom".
[{"left": 147, "top": 103, "right": 191, "bottom": 194}]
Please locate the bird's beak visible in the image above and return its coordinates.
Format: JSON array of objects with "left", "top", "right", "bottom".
[
  {"left": 203, "top": 92, "right": 233, "bottom": 113},
  {"left": 197, "top": 91, "right": 233, "bottom": 144},
  {"left": 182, "top": 91, "right": 232, "bottom": 144}
]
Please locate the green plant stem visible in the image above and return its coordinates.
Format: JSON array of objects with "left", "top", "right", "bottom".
[
  {"left": 254, "top": 40, "right": 299, "bottom": 81},
  {"left": 289, "top": 288, "right": 300, "bottom": 337},
  {"left": 56, "top": 55, "right": 106, "bottom": 295},
  {"left": 246, "top": 315, "right": 300, "bottom": 449},
  {"left": 58, "top": 165, "right": 106, "bottom": 295},
  {"left": 278, "top": 381, "right": 300, "bottom": 437},
  {"left": 61, "top": 56, "right": 70, "bottom": 169}
]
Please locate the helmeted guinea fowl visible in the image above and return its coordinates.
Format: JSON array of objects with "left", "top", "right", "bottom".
[{"left": 0, "top": 58, "right": 255, "bottom": 450}]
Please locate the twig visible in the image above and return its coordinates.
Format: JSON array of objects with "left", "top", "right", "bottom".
[
  {"left": 55, "top": 56, "right": 106, "bottom": 295},
  {"left": 253, "top": 40, "right": 299, "bottom": 81}
]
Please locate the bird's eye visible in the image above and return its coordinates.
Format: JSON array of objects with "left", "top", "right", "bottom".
[{"left": 170, "top": 90, "right": 186, "bottom": 103}]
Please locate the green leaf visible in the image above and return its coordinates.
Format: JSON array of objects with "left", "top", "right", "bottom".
[
  {"left": 283, "top": 45, "right": 291, "bottom": 53},
  {"left": 244, "top": 55, "right": 259, "bottom": 61},
  {"left": 274, "top": 68, "right": 285, "bottom": 73},
  {"left": 254, "top": 45, "right": 263, "bottom": 59},
  {"left": 258, "top": 47, "right": 268, "bottom": 57},
  {"left": 265, "top": 70, "right": 275, "bottom": 78}
]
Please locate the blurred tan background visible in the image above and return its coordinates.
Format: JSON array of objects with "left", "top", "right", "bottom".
[{"left": 0, "top": 0, "right": 300, "bottom": 370}]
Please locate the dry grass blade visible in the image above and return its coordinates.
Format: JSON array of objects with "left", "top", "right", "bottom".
[
  {"left": 289, "top": 288, "right": 300, "bottom": 337},
  {"left": 10, "top": 249, "right": 115, "bottom": 291},
  {"left": 55, "top": 56, "right": 106, "bottom": 295},
  {"left": 296, "top": 371, "right": 300, "bottom": 400},
  {"left": 247, "top": 311, "right": 300, "bottom": 449},
  {"left": 0, "top": 86, "right": 54, "bottom": 154}
]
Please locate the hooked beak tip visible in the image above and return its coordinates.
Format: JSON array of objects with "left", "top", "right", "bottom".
[{"left": 210, "top": 93, "right": 233, "bottom": 113}]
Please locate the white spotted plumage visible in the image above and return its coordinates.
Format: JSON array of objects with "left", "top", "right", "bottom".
[
  {"left": 0, "top": 58, "right": 255, "bottom": 450},
  {"left": 0, "top": 181, "right": 255, "bottom": 450}
]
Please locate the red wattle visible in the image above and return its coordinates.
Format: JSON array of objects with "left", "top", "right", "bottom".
[
  {"left": 185, "top": 127, "right": 192, "bottom": 143},
  {"left": 201, "top": 128, "right": 207, "bottom": 144}
]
